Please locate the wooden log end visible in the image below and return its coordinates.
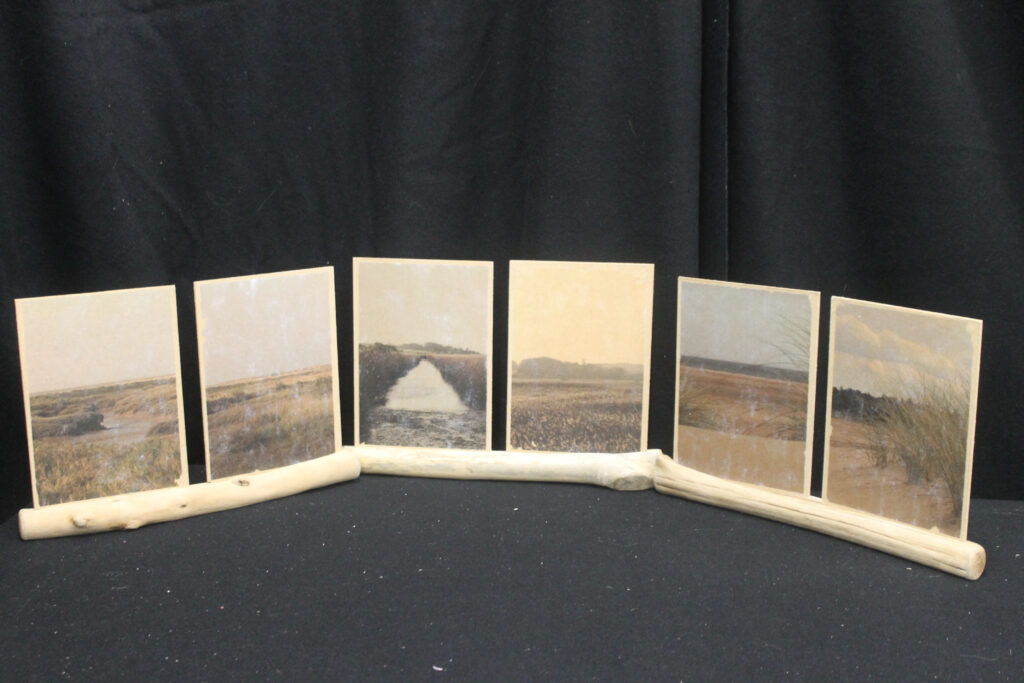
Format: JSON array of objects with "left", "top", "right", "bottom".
[
  {"left": 964, "top": 543, "right": 986, "bottom": 581},
  {"left": 653, "top": 455, "right": 986, "bottom": 580}
]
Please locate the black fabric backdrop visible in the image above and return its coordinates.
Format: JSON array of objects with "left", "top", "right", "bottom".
[
  {"left": 2, "top": 1, "right": 1023, "bottom": 521},
  {"left": 3, "top": 3, "right": 1024, "bottom": 680}
]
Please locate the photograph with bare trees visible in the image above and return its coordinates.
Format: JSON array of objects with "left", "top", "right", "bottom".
[
  {"left": 195, "top": 267, "right": 341, "bottom": 480},
  {"left": 507, "top": 261, "right": 654, "bottom": 454},
  {"left": 823, "top": 298, "right": 982, "bottom": 538},
  {"left": 354, "top": 258, "right": 493, "bottom": 450},
  {"left": 674, "top": 278, "right": 819, "bottom": 494},
  {"left": 16, "top": 286, "right": 188, "bottom": 506}
]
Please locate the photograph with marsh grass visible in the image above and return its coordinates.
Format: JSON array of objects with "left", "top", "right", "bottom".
[
  {"left": 354, "top": 258, "right": 492, "bottom": 449},
  {"left": 16, "top": 286, "right": 187, "bottom": 506},
  {"left": 507, "top": 260, "right": 653, "bottom": 453},
  {"left": 509, "top": 358, "right": 645, "bottom": 452},
  {"left": 202, "top": 366, "right": 337, "bottom": 478},
  {"left": 196, "top": 268, "right": 341, "bottom": 479},
  {"left": 824, "top": 298, "right": 982, "bottom": 537},
  {"left": 675, "top": 279, "right": 818, "bottom": 493}
]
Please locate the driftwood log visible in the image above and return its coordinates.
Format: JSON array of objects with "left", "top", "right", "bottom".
[
  {"left": 19, "top": 447, "right": 987, "bottom": 580},
  {"left": 19, "top": 451, "right": 360, "bottom": 540},
  {"left": 653, "top": 454, "right": 985, "bottom": 580},
  {"left": 356, "top": 445, "right": 659, "bottom": 491}
]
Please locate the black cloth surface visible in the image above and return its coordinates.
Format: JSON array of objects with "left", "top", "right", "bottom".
[{"left": 2, "top": 476, "right": 1023, "bottom": 680}]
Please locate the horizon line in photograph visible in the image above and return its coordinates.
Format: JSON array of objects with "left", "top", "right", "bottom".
[
  {"left": 512, "top": 355, "right": 644, "bottom": 382},
  {"left": 358, "top": 340, "right": 484, "bottom": 355},
  {"left": 204, "top": 363, "right": 334, "bottom": 389},
  {"left": 678, "top": 355, "right": 809, "bottom": 383},
  {"left": 512, "top": 354, "right": 643, "bottom": 366},
  {"left": 28, "top": 374, "right": 178, "bottom": 398}
]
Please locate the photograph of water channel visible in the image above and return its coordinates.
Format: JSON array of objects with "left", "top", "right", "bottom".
[{"left": 353, "top": 258, "right": 493, "bottom": 449}]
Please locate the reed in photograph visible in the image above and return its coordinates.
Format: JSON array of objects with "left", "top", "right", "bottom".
[
  {"left": 196, "top": 268, "right": 341, "bottom": 480},
  {"left": 510, "top": 359, "right": 645, "bottom": 453},
  {"left": 675, "top": 279, "right": 818, "bottom": 493},
  {"left": 16, "top": 287, "right": 188, "bottom": 506},
  {"left": 202, "top": 366, "right": 337, "bottom": 478},
  {"left": 824, "top": 298, "right": 981, "bottom": 537},
  {"left": 354, "top": 259, "right": 493, "bottom": 449},
  {"left": 507, "top": 261, "right": 654, "bottom": 453}
]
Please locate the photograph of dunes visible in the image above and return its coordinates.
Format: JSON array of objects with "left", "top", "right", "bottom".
[
  {"left": 674, "top": 278, "right": 819, "bottom": 494},
  {"left": 195, "top": 267, "right": 341, "bottom": 480},
  {"left": 16, "top": 286, "right": 188, "bottom": 506},
  {"left": 823, "top": 298, "right": 982, "bottom": 538},
  {"left": 507, "top": 261, "right": 654, "bottom": 453},
  {"left": 354, "top": 258, "right": 493, "bottom": 450}
]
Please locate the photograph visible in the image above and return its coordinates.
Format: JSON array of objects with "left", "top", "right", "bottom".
[
  {"left": 507, "top": 260, "right": 653, "bottom": 453},
  {"left": 16, "top": 286, "right": 188, "bottom": 506},
  {"left": 674, "top": 278, "right": 819, "bottom": 494},
  {"left": 823, "top": 297, "right": 982, "bottom": 538},
  {"left": 195, "top": 267, "right": 341, "bottom": 480},
  {"left": 353, "top": 258, "right": 493, "bottom": 450}
]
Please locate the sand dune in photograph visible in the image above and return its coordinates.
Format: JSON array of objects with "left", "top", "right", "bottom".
[
  {"left": 824, "top": 298, "right": 981, "bottom": 538},
  {"left": 826, "top": 415, "right": 959, "bottom": 536}
]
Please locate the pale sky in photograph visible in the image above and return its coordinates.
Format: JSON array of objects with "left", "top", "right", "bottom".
[
  {"left": 508, "top": 261, "right": 653, "bottom": 365},
  {"left": 678, "top": 279, "right": 815, "bottom": 371},
  {"left": 17, "top": 286, "right": 180, "bottom": 394},
  {"left": 831, "top": 300, "right": 979, "bottom": 398},
  {"left": 197, "top": 268, "right": 335, "bottom": 386},
  {"left": 356, "top": 259, "right": 492, "bottom": 354}
]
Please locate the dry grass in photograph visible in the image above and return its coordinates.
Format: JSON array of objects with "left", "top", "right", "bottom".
[
  {"left": 29, "top": 377, "right": 183, "bottom": 505},
  {"left": 205, "top": 365, "right": 336, "bottom": 479},
  {"left": 358, "top": 343, "right": 487, "bottom": 448},
  {"left": 509, "top": 358, "right": 644, "bottom": 453},
  {"left": 675, "top": 363, "right": 809, "bottom": 492},
  {"left": 827, "top": 382, "right": 969, "bottom": 536}
]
